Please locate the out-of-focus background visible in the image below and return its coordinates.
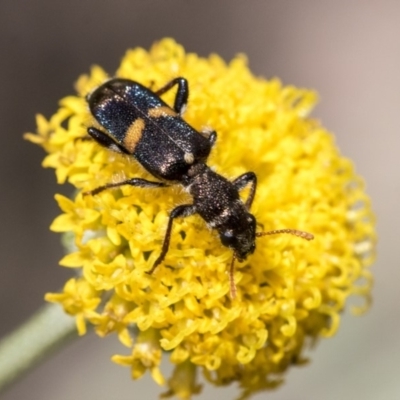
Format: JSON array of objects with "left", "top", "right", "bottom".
[{"left": 1, "top": 1, "right": 399, "bottom": 399}]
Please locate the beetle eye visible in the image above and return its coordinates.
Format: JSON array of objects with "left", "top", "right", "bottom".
[{"left": 220, "top": 230, "right": 235, "bottom": 247}]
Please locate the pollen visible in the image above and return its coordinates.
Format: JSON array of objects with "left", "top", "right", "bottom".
[{"left": 25, "top": 38, "right": 375, "bottom": 399}]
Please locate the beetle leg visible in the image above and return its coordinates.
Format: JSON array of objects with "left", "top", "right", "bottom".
[
  {"left": 208, "top": 130, "right": 217, "bottom": 147},
  {"left": 232, "top": 172, "right": 257, "bottom": 209},
  {"left": 154, "top": 77, "right": 189, "bottom": 115},
  {"left": 199, "top": 128, "right": 217, "bottom": 147},
  {"left": 147, "top": 204, "right": 197, "bottom": 274},
  {"left": 87, "top": 127, "right": 130, "bottom": 155},
  {"left": 84, "top": 178, "right": 167, "bottom": 196}
]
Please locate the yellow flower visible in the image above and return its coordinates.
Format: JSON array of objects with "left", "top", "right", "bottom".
[
  {"left": 26, "top": 39, "right": 375, "bottom": 399},
  {"left": 112, "top": 328, "right": 165, "bottom": 385}
]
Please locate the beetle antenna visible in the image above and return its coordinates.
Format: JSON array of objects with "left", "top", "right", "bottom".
[
  {"left": 256, "top": 229, "right": 314, "bottom": 241},
  {"left": 229, "top": 255, "right": 237, "bottom": 299}
]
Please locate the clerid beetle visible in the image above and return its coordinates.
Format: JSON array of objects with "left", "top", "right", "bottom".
[{"left": 85, "top": 77, "right": 313, "bottom": 298}]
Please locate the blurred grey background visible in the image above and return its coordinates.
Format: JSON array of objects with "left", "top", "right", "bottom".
[{"left": 1, "top": 1, "right": 399, "bottom": 399}]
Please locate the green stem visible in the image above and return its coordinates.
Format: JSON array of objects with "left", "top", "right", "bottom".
[{"left": 0, "top": 302, "right": 78, "bottom": 393}]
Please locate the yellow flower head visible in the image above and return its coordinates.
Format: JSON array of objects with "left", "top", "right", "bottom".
[{"left": 26, "top": 39, "right": 375, "bottom": 399}]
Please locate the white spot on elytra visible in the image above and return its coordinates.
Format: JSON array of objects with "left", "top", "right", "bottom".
[{"left": 184, "top": 152, "right": 194, "bottom": 164}]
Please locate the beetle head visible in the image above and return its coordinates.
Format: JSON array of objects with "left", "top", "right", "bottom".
[{"left": 219, "top": 212, "right": 257, "bottom": 261}]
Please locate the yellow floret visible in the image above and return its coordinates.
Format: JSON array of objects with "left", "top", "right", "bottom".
[{"left": 26, "top": 38, "right": 375, "bottom": 399}]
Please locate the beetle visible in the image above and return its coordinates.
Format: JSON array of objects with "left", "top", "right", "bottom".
[{"left": 85, "top": 77, "right": 313, "bottom": 297}]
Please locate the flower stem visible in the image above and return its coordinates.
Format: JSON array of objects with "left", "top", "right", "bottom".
[{"left": 0, "top": 302, "right": 78, "bottom": 393}]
